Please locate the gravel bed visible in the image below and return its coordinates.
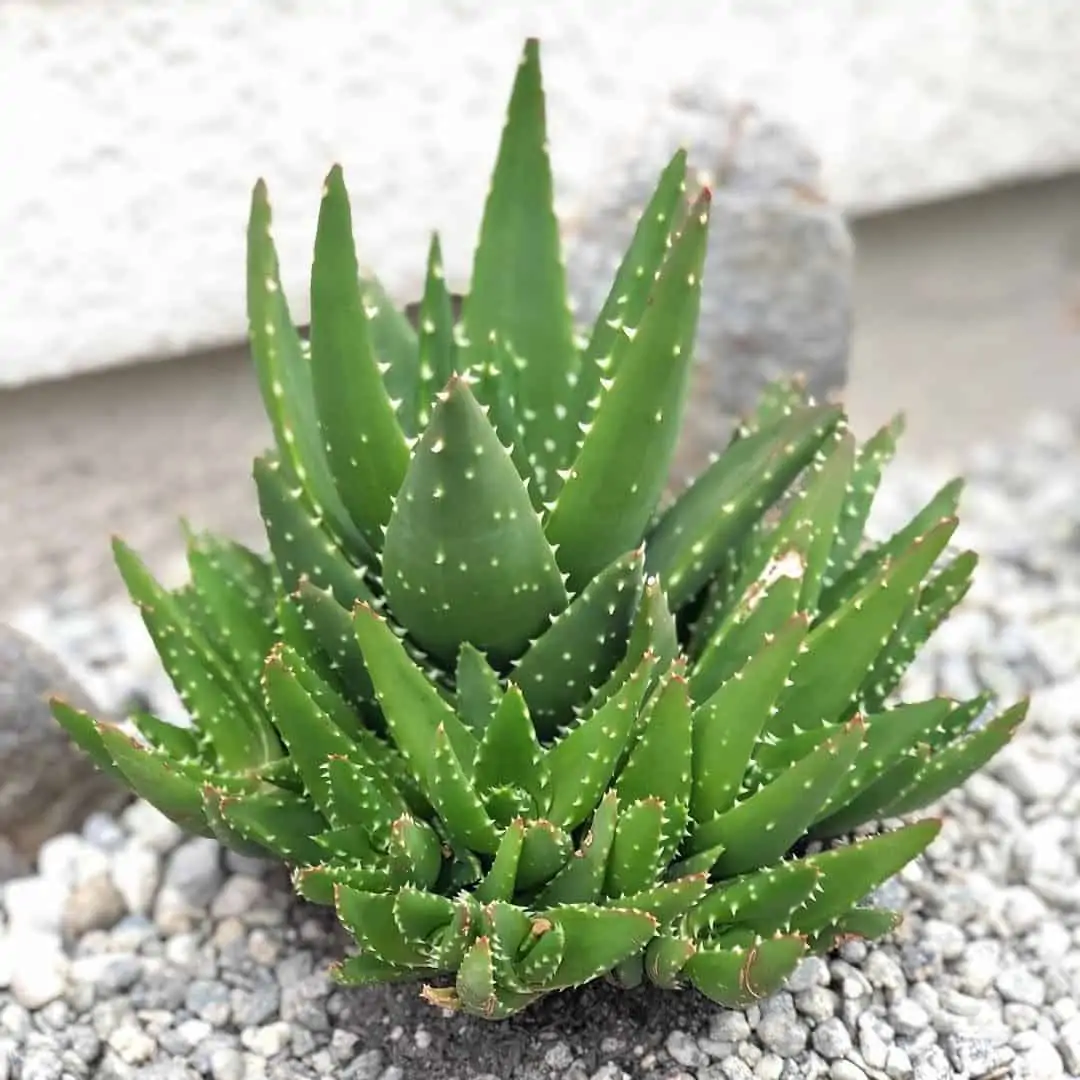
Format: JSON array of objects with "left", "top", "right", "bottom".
[{"left": 3, "top": 412, "right": 1080, "bottom": 1080}]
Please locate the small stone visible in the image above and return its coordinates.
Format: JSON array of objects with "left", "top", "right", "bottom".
[
  {"left": 37, "top": 833, "right": 108, "bottom": 887},
  {"left": 122, "top": 800, "right": 183, "bottom": 854},
  {"left": 786, "top": 956, "right": 830, "bottom": 993},
  {"left": 857, "top": 1017, "right": 891, "bottom": 1071},
  {"left": 996, "top": 964, "right": 1046, "bottom": 1007},
  {"left": 342, "top": 1049, "right": 384, "bottom": 1080},
  {"left": 864, "top": 951, "right": 905, "bottom": 992},
  {"left": 17, "top": 1049, "right": 63, "bottom": 1080},
  {"left": 9, "top": 933, "right": 68, "bottom": 1009},
  {"left": 107, "top": 1023, "right": 156, "bottom": 1065},
  {"left": 943, "top": 1035, "right": 1014, "bottom": 1078},
  {"left": 709, "top": 1011, "right": 752, "bottom": 1043},
  {"left": 209, "top": 1048, "right": 245, "bottom": 1080},
  {"left": 795, "top": 987, "right": 838, "bottom": 1022},
  {"left": 211, "top": 874, "right": 267, "bottom": 920},
  {"left": 69, "top": 953, "right": 141, "bottom": 994},
  {"left": 754, "top": 1055, "right": 784, "bottom": 1080},
  {"left": 330, "top": 1029, "right": 360, "bottom": 1064},
  {"left": 884, "top": 1047, "right": 913, "bottom": 1080},
  {"left": 1059, "top": 1016, "right": 1080, "bottom": 1075},
  {"left": 666, "top": 1030, "right": 708, "bottom": 1068},
  {"left": 756, "top": 995, "right": 808, "bottom": 1057},
  {"left": 162, "top": 837, "right": 224, "bottom": 907},
  {"left": 545, "top": 1042, "right": 575, "bottom": 1069},
  {"left": 812, "top": 1018, "right": 853, "bottom": 1061},
  {"left": 62, "top": 871, "right": 126, "bottom": 937},
  {"left": 2, "top": 876, "right": 65, "bottom": 934},
  {"left": 829, "top": 1064, "right": 867, "bottom": 1080},
  {"left": 889, "top": 998, "right": 930, "bottom": 1036},
  {"left": 719, "top": 1061, "right": 754, "bottom": 1080},
  {"left": 231, "top": 984, "right": 280, "bottom": 1028},
  {"left": 241, "top": 1022, "right": 291, "bottom": 1059},
  {"left": 957, "top": 939, "right": 1001, "bottom": 995},
  {"left": 186, "top": 980, "right": 233, "bottom": 1026},
  {"left": 1013, "top": 1032, "right": 1063, "bottom": 1079},
  {"left": 110, "top": 841, "right": 161, "bottom": 915}
]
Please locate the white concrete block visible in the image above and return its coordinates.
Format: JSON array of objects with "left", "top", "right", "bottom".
[{"left": 2, "top": 0, "right": 1078, "bottom": 386}]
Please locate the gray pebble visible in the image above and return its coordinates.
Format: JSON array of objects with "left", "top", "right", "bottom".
[
  {"left": 161, "top": 839, "right": 223, "bottom": 908},
  {"left": 755, "top": 995, "right": 808, "bottom": 1058},
  {"left": 666, "top": 1030, "right": 708, "bottom": 1068},
  {"left": 811, "top": 1017, "right": 853, "bottom": 1060},
  {"left": 342, "top": 1049, "right": 384, "bottom": 1080}
]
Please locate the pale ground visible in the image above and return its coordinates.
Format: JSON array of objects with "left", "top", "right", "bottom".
[{"left": 2, "top": 173, "right": 1078, "bottom": 618}]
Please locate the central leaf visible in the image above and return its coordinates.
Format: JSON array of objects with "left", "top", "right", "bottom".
[{"left": 382, "top": 375, "right": 569, "bottom": 666}]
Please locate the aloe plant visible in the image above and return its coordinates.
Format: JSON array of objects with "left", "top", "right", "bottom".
[{"left": 51, "top": 38, "right": 1027, "bottom": 1020}]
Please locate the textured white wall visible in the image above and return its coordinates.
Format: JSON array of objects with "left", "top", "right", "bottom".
[{"left": 2, "top": 0, "right": 1079, "bottom": 387}]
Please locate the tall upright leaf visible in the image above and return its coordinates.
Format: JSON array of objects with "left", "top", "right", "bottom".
[{"left": 460, "top": 38, "right": 579, "bottom": 501}]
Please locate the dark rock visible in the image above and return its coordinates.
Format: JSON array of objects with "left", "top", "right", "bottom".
[{"left": 0, "top": 624, "right": 127, "bottom": 880}]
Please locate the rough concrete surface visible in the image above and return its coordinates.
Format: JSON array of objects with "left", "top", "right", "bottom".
[
  {"left": 2, "top": 173, "right": 1079, "bottom": 619},
  {"left": 4, "top": 1, "right": 1080, "bottom": 385}
]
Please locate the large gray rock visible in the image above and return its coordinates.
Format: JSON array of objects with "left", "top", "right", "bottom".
[
  {"left": 562, "top": 93, "right": 853, "bottom": 488},
  {"left": 0, "top": 623, "right": 126, "bottom": 881}
]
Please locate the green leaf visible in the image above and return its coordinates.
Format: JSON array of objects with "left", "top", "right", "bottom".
[
  {"left": 131, "top": 710, "right": 204, "bottom": 763},
  {"left": 644, "top": 933, "right": 696, "bottom": 989},
  {"left": 216, "top": 788, "right": 328, "bottom": 864},
  {"left": 573, "top": 150, "right": 689, "bottom": 423},
  {"left": 605, "top": 797, "right": 666, "bottom": 899},
  {"left": 541, "top": 906, "right": 659, "bottom": 990},
  {"left": 512, "top": 548, "right": 645, "bottom": 735},
  {"left": 49, "top": 700, "right": 125, "bottom": 781},
  {"left": 352, "top": 602, "right": 478, "bottom": 792},
  {"left": 857, "top": 550, "right": 977, "bottom": 715},
  {"left": 455, "top": 643, "right": 504, "bottom": 736},
  {"left": 733, "top": 376, "right": 811, "bottom": 438},
  {"left": 535, "top": 790, "right": 620, "bottom": 907},
  {"left": 292, "top": 863, "right": 394, "bottom": 906},
  {"left": 544, "top": 655, "right": 655, "bottom": 830},
  {"left": 430, "top": 724, "right": 500, "bottom": 855},
  {"left": 734, "top": 430, "right": 856, "bottom": 614},
  {"left": 810, "top": 699, "right": 952, "bottom": 827},
  {"left": 823, "top": 415, "right": 903, "bottom": 589},
  {"left": 309, "top": 164, "right": 410, "bottom": 548},
  {"left": 611, "top": 875, "right": 710, "bottom": 926},
  {"left": 473, "top": 820, "right": 526, "bottom": 903},
  {"left": 394, "top": 885, "right": 457, "bottom": 946},
  {"left": 335, "top": 888, "right": 430, "bottom": 969},
  {"left": 792, "top": 819, "right": 942, "bottom": 934},
  {"left": 881, "top": 701, "right": 1029, "bottom": 817},
  {"left": 803, "top": 748, "right": 929, "bottom": 840},
  {"left": 767, "top": 518, "right": 958, "bottom": 739},
  {"left": 113, "top": 539, "right": 277, "bottom": 770},
  {"left": 245, "top": 179, "right": 368, "bottom": 554},
  {"left": 474, "top": 685, "right": 550, "bottom": 814},
  {"left": 332, "top": 954, "right": 418, "bottom": 988},
  {"left": 261, "top": 645, "right": 360, "bottom": 821},
  {"left": 416, "top": 232, "right": 459, "bottom": 427},
  {"left": 646, "top": 405, "right": 843, "bottom": 610},
  {"left": 386, "top": 814, "right": 444, "bottom": 889},
  {"left": 382, "top": 375, "right": 569, "bottom": 666},
  {"left": 810, "top": 907, "right": 903, "bottom": 953},
  {"left": 685, "top": 860, "right": 821, "bottom": 937},
  {"left": 819, "top": 478, "right": 964, "bottom": 614},
  {"left": 615, "top": 671, "right": 693, "bottom": 858},
  {"left": 97, "top": 725, "right": 213, "bottom": 836},
  {"left": 290, "top": 580, "right": 377, "bottom": 716},
  {"left": 357, "top": 272, "right": 421, "bottom": 438},
  {"left": 690, "top": 615, "right": 810, "bottom": 826},
  {"left": 516, "top": 820, "right": 575, "bottom": 891},
  {"left": 544, "top": 190, "right": 711, "bottom": 593},
  {"left": 253, "top": 455, "right": 377, "bottom": 606},
  {"left": 685, "top": 932, "right": 807, "bottom": 1007},
  {"left": 589, "top": 576, "right": 679, "bottom": 716},
  {"left": 184, "top": 532, "right": 277, "bottom": 686},
  {"left": 690, "top": 717, "right": 865, "bottom": 877},
  {"left": 455, "top": 937, "right": 499, "bottom": 1016},
  {"left": 460, "top": 38, "right": 580, "bottom": 499}
]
